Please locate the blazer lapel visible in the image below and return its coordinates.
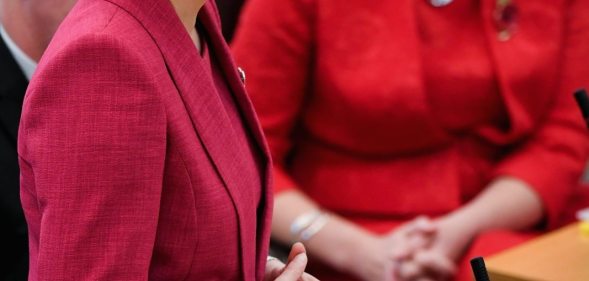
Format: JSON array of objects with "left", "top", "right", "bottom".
[
  {"left": 104, "top": 0, "right": 271, "bottom": 278},
  {"left": 199, "top": 4, "right": 271, "bottom": 158},
  {"left": 198, "top": 6, "right": 273, "bottom": 278}
]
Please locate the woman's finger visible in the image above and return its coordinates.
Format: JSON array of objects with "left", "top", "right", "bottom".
[
  {"left": 413, "top": 250, "right": 456, "bottom": 278},
  {"left": 275, "top": 253, "right": 307, "bottom": 281},
  {"left": 287, "top": 242, "right": 307, "bottom": 263},
  {"left": 414, "top": 277, "right": 436, "bottom": 281},
  {"left": 406, "top": 233, "right": 432, "bottom": 252},
  {"left": 300, "top": 272, "right": 320, "bottom": 281},
  {"left": 404, "top": 216, "right": 436, "bottom": 235},
  {"left": 265, "top": 258, "right": 286, "bottom": 281},
  {"left": 396, "top": 260, "right": 423, "bottom": 281},
  {"left": 388, "top": 233, "right": 431, "bottom": 261}
]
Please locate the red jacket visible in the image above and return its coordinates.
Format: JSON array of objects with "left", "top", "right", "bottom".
[
  {"left": 232, "top": 0, "right": 589, "bottom": 229},
  {"left": 18, "top": 0, "right": 272, "bottom": 280}
]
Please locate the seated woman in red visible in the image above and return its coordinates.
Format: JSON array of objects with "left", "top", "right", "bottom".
[{"left": 231, "top": 0, "right": 589, "bottom": 280}]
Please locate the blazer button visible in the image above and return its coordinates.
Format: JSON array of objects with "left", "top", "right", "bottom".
[
  {"left": 430, "top": 0, "right": 452, "bottom": 7},
  {"left": 238, "top": 67, "right": 246, "bottom": 85}
]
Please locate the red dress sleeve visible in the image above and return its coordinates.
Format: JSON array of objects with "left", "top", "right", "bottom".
[
  {"left": 232, "top": 0, "right": 315, "bottom": 193},
  {"left": 494, "top": 0, "right": 589, "bottom": 229}
]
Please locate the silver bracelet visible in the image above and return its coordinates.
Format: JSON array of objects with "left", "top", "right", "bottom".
[
  {"left": 290, "top": 210, "right": 322, "bottom": 238},
  {"left": 298, "top": 212, "right": 330, "bottom": 241}
]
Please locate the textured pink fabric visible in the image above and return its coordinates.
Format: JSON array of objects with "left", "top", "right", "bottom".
[{"left": 18, "top": 0, "right": 272, "bottom": 280}]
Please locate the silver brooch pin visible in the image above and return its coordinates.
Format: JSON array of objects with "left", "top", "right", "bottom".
[{"left": 237, "top": 67, "right": 246, "bottom": 85}]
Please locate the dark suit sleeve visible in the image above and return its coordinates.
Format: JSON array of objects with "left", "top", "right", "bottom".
[{"left": 18, "top": 33, "right": 167, "bottom": 280}]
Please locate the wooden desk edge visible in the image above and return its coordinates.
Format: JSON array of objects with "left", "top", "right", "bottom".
[
  {"left": 485, "top": 223, "right": 582, "bottom": 281},
  {"left": 489, "top": 270, "right": 533, "bottom": 281}
]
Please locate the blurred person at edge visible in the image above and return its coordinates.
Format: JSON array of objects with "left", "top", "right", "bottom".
[
  {"left": 0, "top": 0, "right": 76, "bottom": 279},
  {"left": 17, "top": 0, "right": 318, "bottom": 280},
  {"left": 232, "top": 0, "right": 589, "bottom": 281}
]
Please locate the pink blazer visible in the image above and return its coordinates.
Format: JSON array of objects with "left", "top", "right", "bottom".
[{"left": 18, "top": 0, "right": 272, "bottom": 280}]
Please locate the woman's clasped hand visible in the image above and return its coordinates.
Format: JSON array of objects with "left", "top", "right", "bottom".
[{"left": 353, "top": 216, "right": 474, "bottom": 281}]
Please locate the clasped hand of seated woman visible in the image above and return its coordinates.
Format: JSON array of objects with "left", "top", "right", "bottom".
[
  {"left": 351, "top": 177, "right": 543, "bottom": 281},
  {"left": 348, "top": 216, "right": 467, "bottom": 281},
  {"left": 273, "top": 181, "right": 543, "bottom": 281},
  {"left": 389, "top": 216, "right": 475, "bottom": 281}
]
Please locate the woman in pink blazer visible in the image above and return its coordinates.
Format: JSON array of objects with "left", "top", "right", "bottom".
[{"left": 18, "top": 0, "right": 316, "bottom": 280}]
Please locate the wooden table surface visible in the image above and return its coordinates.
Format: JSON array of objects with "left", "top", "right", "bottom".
[{"left": 486, "top": 223, "right": 589, "bottom": 281}]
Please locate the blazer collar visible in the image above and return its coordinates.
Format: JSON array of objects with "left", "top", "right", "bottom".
[
  {"left": 199, "top": 4, "right": 271, "bottom": 158},
  {"left": 103, "top": 0, "right": 271, "bottom": 278}
]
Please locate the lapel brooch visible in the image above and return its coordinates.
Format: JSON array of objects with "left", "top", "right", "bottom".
[
  {"left": 494, "top": 0, "right": 518, "bottom": 41},
  {"left": 238, "top": 67, "right": 246, "bottom": 85}
]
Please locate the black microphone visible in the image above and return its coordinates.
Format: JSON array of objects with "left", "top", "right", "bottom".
[
  {"left": 470, "top": 256, "right": 491, "bottom": 281},
  {"left": 573, "top": 88, "right": 589, "bottom": 129}
]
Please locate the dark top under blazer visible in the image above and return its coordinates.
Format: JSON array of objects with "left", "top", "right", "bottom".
[{"left": 0, "top": 34, "right": 29, "bottom": 281}]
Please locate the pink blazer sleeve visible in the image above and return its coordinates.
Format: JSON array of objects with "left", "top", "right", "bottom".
[
  {"left": 494, "top": 0, "right": 589, "bottom": 228},
  {"left": 19, "top": 34, "right": 167, "bottom": 280}
]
